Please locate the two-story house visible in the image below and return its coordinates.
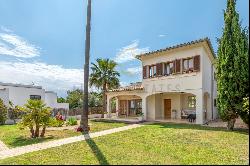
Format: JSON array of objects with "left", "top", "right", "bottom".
[{"left": 106, "top": 38, "right": 217, "bottom": 124}]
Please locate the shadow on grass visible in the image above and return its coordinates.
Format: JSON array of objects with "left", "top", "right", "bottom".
[
  {"left": 9, "top": 135, "right": 55, "bottom": 147},
  {"left": 84, "top": 134, "right": 109, "bottom": 165},
  {"left": 148, "top": 122, "right": 249, "bottom": 135}
]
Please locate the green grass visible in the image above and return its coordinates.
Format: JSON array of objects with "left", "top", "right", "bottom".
[
  {"left": 0, "top": 120, "right": 126, "bottom": 148},
  {"left": 0, "top": 123, "right": 248, "bottom": 165}
]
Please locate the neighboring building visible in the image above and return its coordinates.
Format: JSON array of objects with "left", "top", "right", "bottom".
[
  {"left": 106, "top": 38, "right": 217, "bottom": 124},
  {"left": 0, "top": 82, "right": 69, "bottom": 110}
]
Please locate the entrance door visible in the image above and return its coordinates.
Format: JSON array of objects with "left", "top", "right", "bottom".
[
  {"left": 164, "top": 99, "right": 171, "bottom": 119},
  {"left": 119, "top": 100, "right": 128, "bottom": 116}
]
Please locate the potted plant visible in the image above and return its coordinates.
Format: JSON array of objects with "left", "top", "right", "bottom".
[{"left": 137, "top": 112, "right": 144, "bottom": 121}]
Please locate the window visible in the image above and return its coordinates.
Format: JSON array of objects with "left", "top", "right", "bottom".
[
  {"left": 30, "top": 95, "right": 41, "bottom": 100},
  {"left": 149, "top": 65, "right": 156, "bottom": 77},
  {"left": 188, "top": 96, "right": 196, "bottom": 108},
  {"left": 183, "top": 58, "right": 194, "bottom": 73},
  {"left": 164, "top": 62, "right": 174, "bottom": 76}
]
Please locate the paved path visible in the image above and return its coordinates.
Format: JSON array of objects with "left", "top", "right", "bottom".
[
  {"left": 0, "top": 141, "right": 9, "bottom": 152},
  {"left": 0, "top": 124, "right": 143, "bottom": 160}
]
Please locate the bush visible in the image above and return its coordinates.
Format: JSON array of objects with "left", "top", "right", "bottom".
[
  {"left": 66, "top": 117, "right": 78, "bottom": 126},
  {"left": 18, "top": 100, "right": 52, "bottom": 138},
  {"left": 49, "top": 117, "right": 64, "bottom": 127},
  {"left": 0, "top": 99, "right": 7, "bottom": 125},
  {"left": 240, "top": 97, "right": 249, "bottom": 126}
]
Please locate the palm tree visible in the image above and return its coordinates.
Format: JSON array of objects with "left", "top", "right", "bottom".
[
  {"left": 90, "top": 59, "right": 120, "bottom": 118},
  {"left": 80, "top": 0, "right": 91, "bottom": 133}
]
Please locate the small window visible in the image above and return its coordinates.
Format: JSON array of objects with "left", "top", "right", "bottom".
[
  {"left": 188, "top": 96, "right": 196, "bottom": 108},
  {"left": 183, "top": 57, "right": 194, "bottom": 73},
  {"left": 149, "top": 65, "right": 156, "bottom": 77},
  {"left": 164, "top": 62, "right": 174, "bottom": 76},
  {"left": 30, "top": 95, "right": 41, "bottom": 100},
  {"left": 214, "top": 99, "right": 217, "bottom": 107}
]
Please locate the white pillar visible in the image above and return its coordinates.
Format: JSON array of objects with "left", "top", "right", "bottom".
[
  {"left": 195, "top": 91, "right": 204, "bottom": 124},
  {"left": 142, "top": 97, "right": 147, "bottom": 121},
  {"left": 106, "top": 97, "right": 111, "bottom": 118},
  {"left": 115, "top": 97, "right": 119, "bottom": 117}
]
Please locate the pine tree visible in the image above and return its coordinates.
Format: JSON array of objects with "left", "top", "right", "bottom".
[{"left": 217, "top": 0, "right": 249, "bottom": 130}]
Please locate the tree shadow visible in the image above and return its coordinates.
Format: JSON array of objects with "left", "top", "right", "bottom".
[
  {"left": 83, "top": 134, "right": 109, "bottom": 165},
  {"left": 10, "top": 135, "right": 54, "bottom": 147},
  {"left": 148, "top": 122, "right": 249, "bottom": 135}
]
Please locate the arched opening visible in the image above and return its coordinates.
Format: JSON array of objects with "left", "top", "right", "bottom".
[
  {"left": 108, "top": 95, "right": 142, "bottom": 118},
  {"left": 145, "top": 92, "right": 197, "bottom": 123}
]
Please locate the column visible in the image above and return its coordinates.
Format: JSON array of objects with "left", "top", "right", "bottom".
[
  {"left": 115, "top": 97, "right": 119, "bottom": 117},
  {"left": 106, "top": 97, "right": 111, "bottom": 119},
  {"left": 195, "top": 90, "right": 204, "bottom": 124},
  {"left": 142, "top": 97, "right": 147, "bottom": 121}
]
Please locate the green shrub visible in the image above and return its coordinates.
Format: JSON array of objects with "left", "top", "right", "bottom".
[
  {"left": 66, "top": 117, "right": 78, "bottom": 126},
  {"left": 49, "top": 117, "right": 64, "bottom": 127},
  {"left": 240, "top": 97, "right": 249, "bottom": 126},
  {"left": 0, "top": 99, "right": 7, "bottom": 125}
]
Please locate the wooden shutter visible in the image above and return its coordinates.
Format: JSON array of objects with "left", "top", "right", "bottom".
[
  {"left": 173, "top": 61, "right": 176, "bottom": 74},
  {"left": 143, "top": 66, "right": 147, "bottom": 79},
  {"left": 194, "top": 55, "right": 200, "bottom": 71},
  {"left": 156, "top": 63, "right": 162, "bottom": 76},
  {"left": 175, "top": 59, "right": 181, "bottom": 74}
]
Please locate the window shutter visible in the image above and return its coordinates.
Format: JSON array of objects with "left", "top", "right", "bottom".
[
  {"left": 175, "top": 59, "right": 181, "bottom": 73},
  {"left": 143, "top": 66, "right": 147, "bottom": 79},
  {"left": 156, "top": 63, "right": 162, "bottom": 76},
  {"left": 194, "top": 55, "right": 200, "bottom": 71},
  {"left": 173, "top": 61, "right": 176, "bottom": 74}
]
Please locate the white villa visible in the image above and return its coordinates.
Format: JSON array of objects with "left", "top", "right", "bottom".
[
  {"left": 106, "top": 38, "right": 218, "bottom": 124},
  {"left": 0, "top": 82, "right": 69, "bottom": 110}
]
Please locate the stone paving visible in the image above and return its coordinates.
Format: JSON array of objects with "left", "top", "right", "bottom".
[
  {"left": 0, "top": 124, "right": 143, "bottom": 160},
  {"left": 0, "top": 141, "right": 9, "bottom": 152}
]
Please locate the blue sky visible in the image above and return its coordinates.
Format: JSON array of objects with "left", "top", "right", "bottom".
[{"left": 0, "top": 0, "right": 249, "bottom": 97}]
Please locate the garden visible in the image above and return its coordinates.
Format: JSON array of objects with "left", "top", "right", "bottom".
[{"left": 0, "top": 99, "right": 126, "bottom": 148}]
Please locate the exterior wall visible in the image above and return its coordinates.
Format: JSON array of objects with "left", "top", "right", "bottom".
[
  {"left": 201, "top": 48, "right": 217, "bottom": 121},
  {"left": 0, "top": 85, "right": 45, "bottom": 106},
  {"left": 141, "top": 46, "right": 203, "bottom": 95},
  {"left": 45, "top": 92, "right": 57, "bottom": 108},
  {"left": 146, "top": 95, "right": 155, "bottom": 120},
  {"left": 0, "top": 84, "right": 69, "bottom": 110},
  {"left": 0, "top": 88, "right": 9, "bottom": 106}
]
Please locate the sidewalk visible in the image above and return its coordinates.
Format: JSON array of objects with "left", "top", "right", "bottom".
[
  {"left": 0, "top": 124, "right": 142, "bottom": 160},
  {"left": 0, "top": 141, "right": 9, "bottom": 152}
]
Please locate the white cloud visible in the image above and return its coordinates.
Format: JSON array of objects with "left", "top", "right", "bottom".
[
  {"left": 0, "top": 61, "right": 84, "bottom": 94},
  {"left": 126, "top": 66, "right": 142, "bottom": 75},
  {"left": 114, "top": 40, "right": 149, "bottom": 63},
  {"left": 158, "top": 34, "right": 167, "bottom": 38},
  {"left": 0, "top": 28, "right": 40, "bottom": 58}
]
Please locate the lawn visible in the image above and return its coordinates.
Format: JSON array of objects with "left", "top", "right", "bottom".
[
  {"left": 0, "top": 120, "right": 126, "bottom": 148},
  {"left": 0, "top": 123, "right": 248, "bottom": 165}
]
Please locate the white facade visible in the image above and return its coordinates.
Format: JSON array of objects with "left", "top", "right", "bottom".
[
  {"left": 106, "top": 38, "right": 217, "bottom": 125},
  {"left": 0, "top": 82, "right": 69, "bottom": 110}
]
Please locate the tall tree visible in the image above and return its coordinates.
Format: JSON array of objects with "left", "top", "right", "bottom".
[
  {"left": 66, "top": 89, "right": 83, "bottom": 109},
  {"left": 217, "top": 0, "right": 249, "bottom": 130},
  {"left": 90, "top": 59, "right": 120, "bottom": 118},
  {"left": 80, "top": 0, "right": 91, "bottom": 133}
]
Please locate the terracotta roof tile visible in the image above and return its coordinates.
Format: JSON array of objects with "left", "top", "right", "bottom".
[
  {"left": 136, "top": 37, "right": 216, "bottom": 59},
  {"left": 108, "top": 82, "right": 143, "bottom": 92}
]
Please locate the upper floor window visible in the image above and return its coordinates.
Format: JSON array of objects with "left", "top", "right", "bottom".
[
  {"left": 149, "top": 65, "right": 157, "bottom": 77},
  {"left": 30, "top": 95, "right": 41, "bottom": 100},
  {"left": 164, "top": 62, "right": 174, "bottom": 76},
  {"left": 183, "top": 58, "right": 194, "bottom": 73},
  {"left": 188, "top": 96, "right": 196, "bottom": 108}
]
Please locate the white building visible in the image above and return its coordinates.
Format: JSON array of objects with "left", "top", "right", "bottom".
[
  {"left": 0, "top": 82, "right": 69, "bottom": 110},
  {"left": 106, "top": 38, "right": 217, "bottom": 124}
]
